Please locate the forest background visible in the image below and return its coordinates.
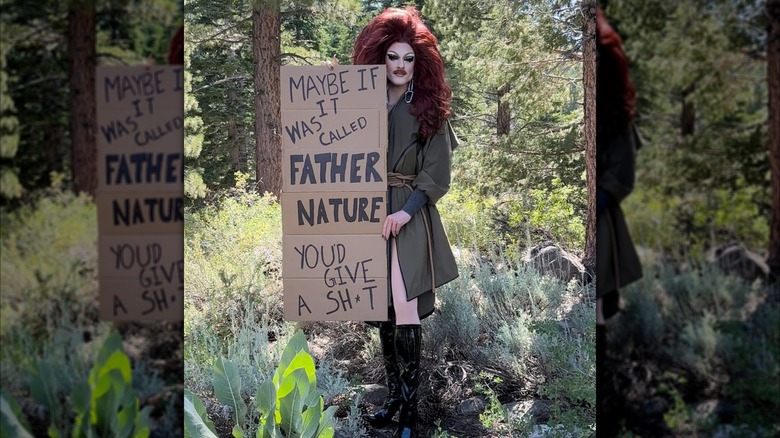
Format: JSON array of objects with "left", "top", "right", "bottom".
[
  {"left": 1, "top": 0, "right": 184, "bottom": 436},
  {"left": 599, "top": 0, "right": 779, "bottom": 436}
]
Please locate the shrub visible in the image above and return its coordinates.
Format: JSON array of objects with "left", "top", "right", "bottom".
[{"left": 0, "top": 188, "right": 98, "bottom": 341}]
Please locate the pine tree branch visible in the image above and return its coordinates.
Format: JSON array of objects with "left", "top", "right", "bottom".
[
  {"left": 192, "top": 75, "right": 250, "bottom": 93},
  {"left": 279, "top": 53, "right": 315, "bottom": 65}
]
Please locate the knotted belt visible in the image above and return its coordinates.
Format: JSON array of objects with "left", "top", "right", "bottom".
[{"left": 387, "top": 172, "right": 436, "bottom": 295}]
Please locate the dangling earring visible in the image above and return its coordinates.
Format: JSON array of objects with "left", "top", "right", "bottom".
[{"left": 404, "top": 79, "right": 414, "bottom": 104}]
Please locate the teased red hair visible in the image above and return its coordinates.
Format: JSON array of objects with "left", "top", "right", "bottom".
[
  {"left": 168, "top": 26, "right": 184, "bottom": 65},
  {"left": 596, "top": 8, "right": 635, "bottom": 140},
  {"left": 353, "top": 7, "right": 451, "bottom": 140}
]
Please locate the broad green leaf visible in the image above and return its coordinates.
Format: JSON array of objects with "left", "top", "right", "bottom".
[
  {"left": 283, "top": 350, "right": 316, "bottom": 385},
  {"left": 26, "top": 359, "right": 62, "bottom": 425},
  {"left": 0, "top": 394, "right": 34, "bottom": 438},
  {"left": 256, "top": 377, "right": 276, "bottom": 418},
  {"left": 273, "top": 331, "right": 309, "bottom": 386},
  {"left": 93, "top": 370, "right": 125, "bottom": 433},
  {"left": 263, "top": 413, "right": 281, "bottom": 438},
  {"left": 132, "top": 405, "right": 153, "bottom": 438},
  {"left": 90, "top": 331, "right": 125, "bottom": 386},
  {"left": 232, "top": 425, "right": 245, "bottom": 438},
  {"left": 316, "top": 405, "right": 338, "bottom": 438},
  {"left": 279, "top": 369, "right": 307, "bottom": 436},
  {"left": 184, "top": 396, "right": 219, "bottom": 438},
  {"left": 302, "top": 389, "right": 322, "bottom": 410},
  {"left": 184, "top": 389, "right": 218, "bottom": 437},
  {"left": 276, "top": 371, "right": 297, "bottom": 400},
  {"left": 95, "top": 331, "right": 125, "bottom": 367},
  {"left": 114, "top": 399, "right": 138, "bottom": 438},
  {"left": 99, "top": 350, "right": 133, "bottom": 384},
  {"left": 213, "top": 357, "right": 247, "bottom": 427},
  {"left": 299, "top": 401, "right": 321, "bottom": 438},
  {"left": 70, "top": 382, "right": 90, "bottom": 415},
  {"left": 48, "top": 425, "right": 63, "bottom": 438}
]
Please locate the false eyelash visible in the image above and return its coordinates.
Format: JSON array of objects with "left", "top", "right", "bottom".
[
  {"left": 403, "top": 56, "right": 415, "bottom": 62},
  {"left": 387, "top": 54, "right": 399, "bottom": 60}
]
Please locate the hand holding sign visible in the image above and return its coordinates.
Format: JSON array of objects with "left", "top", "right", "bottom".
[
  {"left": 321, "top": 55, "right": 339, "bottom": 70},
  {"left": 382, "top": 210, "right": 411, "bottom": 239}
]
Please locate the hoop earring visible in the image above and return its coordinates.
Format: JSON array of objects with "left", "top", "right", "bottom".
[{"left": 404, "top": 79, "right": 414, "bottom": 104}]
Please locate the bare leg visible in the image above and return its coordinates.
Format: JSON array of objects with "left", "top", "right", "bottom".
[{"left": 391, "top": 238, "right": 420, "bottom": 325}]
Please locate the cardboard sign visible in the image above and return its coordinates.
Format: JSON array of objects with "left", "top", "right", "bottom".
[
  {"left": 281, "top": 65, "right": 388, "bottom": 321},
  {"left": 281, "top": 192, "right": 386, "bottom": 235},
  {"left": 282, "top": 235, "right": 386, "bottom": 279},
  {"left": 283, "top": 149, "right": 387, "bottom": 193},
  {"left": 282, "top": 110, "right": 385, "bottom": 149},
  {"left": 281, "top": 66, "right": 385, "bottom": 109},
  {"left": 98, "top": 235, "right": 183, "bottom": 319},
  {"left": 283, "top": 278, "right": 386, "bottom": 321},
  {"left": 96, "top": 66, "right": 184, "bottom": 321}
]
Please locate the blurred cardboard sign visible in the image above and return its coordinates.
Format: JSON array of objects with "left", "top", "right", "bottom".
[
  {"left": 281, "top": 65, "right": 388, "bottom": 321},
  {"left": 96, "top": 65, "right": 184, "bottom": 321},
  {"left": 98, "top": 235, "right": 183, "bottom": 319}
]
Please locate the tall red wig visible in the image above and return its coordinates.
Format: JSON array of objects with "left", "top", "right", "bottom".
[
  {"left": 353, "top": 7, "right": 451, "bottom": 140},
  {"left": 168, "top": 26, "right": 184, "bottom": 65},
  {"left": 597, "top": 8, "right": 635, "bottom": 141}
]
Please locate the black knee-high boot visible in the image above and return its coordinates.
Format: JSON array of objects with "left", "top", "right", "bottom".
[
  {"left": 395, "top": 325, "right": 421, "bottom": 438},
  {"left": 364, "top": 322, "right": 402, "bottom": 427}
]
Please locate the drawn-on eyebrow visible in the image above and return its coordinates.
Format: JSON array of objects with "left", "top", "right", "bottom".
[{"left": 387, "top": 51, "right": 415, "bottom": 60}]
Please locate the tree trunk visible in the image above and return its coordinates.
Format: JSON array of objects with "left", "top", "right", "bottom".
[
  {"left": 582, "top": 0, "right": 597, "bottom": 275},
  {"left": 680, "top": 83, "right": 696, "bottom": 137},
  {"left": 68, "top": 0, "right": 97, "bottom": 197},
  {"left": 252, "top": 3, "right": 282, "bottom": 197},
  {"left": 226, "top": 48, "right": 243, "bottom": 176},
  {"left": 767, "top": 0, "right": 780, "bottom": 278},
  {"left": 497, "top": 83, "right": 510, "bottom": 136}
]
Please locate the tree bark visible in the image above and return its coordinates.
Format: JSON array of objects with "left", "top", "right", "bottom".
[
  {"left": 252, "top": 2, "right": 282, "bottom": 197},
  {"left": 767, "top": 0, "right": 780, "bottom": 277},
  {"left": 497, "top": 83, "right": 510, "bottom": 136},
  {"left": 680, "top": 83, "right": 696, "bottom": 137},
  {"left": 582, "top": 0, "right": 597, "bottom": 275},
  {"left": 68, "top": 0, "right": 97, "bottom": 197}
]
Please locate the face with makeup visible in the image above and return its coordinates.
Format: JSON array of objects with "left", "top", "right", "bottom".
[{"left": 385, "top": 42, "right": 415, "bottom": 88}]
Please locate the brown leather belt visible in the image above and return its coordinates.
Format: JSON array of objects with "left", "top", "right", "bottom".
[{"left": 387, "top": 172, "right": 436, "bottom": 294}]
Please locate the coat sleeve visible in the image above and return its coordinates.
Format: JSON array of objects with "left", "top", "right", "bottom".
[
  {"left": 411, "top": 122, "right": 455, "bottom": 204},
  {"left": 597, "top": 123, "right": 639, "bottom": 204}
]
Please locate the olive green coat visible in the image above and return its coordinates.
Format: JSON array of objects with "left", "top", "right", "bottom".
[
  {"left": 596, "top": 122, "right": 643, "bottom": 296},
  {"left": 387, "top": 98, "right": 459, "bottom": 319}
]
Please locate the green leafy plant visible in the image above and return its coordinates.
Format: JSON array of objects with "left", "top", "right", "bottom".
[
  {"left": 256, "top": 330, "right": 338, "bottom": 438},
  {"left": 184, "top": 389, "right": 218, "bottom": 438},
  {"left": 212, "top": 356, "right": 247, "bottom": 437},
  {"left": 23, "top": 330, "right": 152, "bottom": 438},
  {"left": 474, "top": 372, "right": 508, "bottom": 430},
  {"left": 1, "top": 390, "right": 33, "bottom": 438},
  {"left": 70, "top": 330, "right": 152, "bottom": 438}
]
